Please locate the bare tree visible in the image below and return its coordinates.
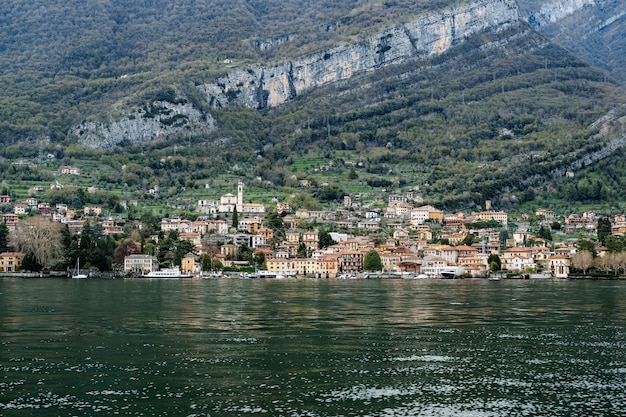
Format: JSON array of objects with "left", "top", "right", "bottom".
[
  {"left": 618, "top": 252, "right": 626, "bottom": 276},
  {"left": 594, "top": 253, "right": 616, "bottom": 276},
  {"left": 11, "top": 216, "right": 64, "bottom": 268},
  {"left": 571, "top": 250, "right": 593, "bottom": 275}
]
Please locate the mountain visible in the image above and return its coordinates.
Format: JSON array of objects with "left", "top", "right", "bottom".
[
  {"left": 518, "top": 0, "right": 626, "bottom": 83},
  {"left": 1, "top": 0, "right": 626, "bottom": 212}
]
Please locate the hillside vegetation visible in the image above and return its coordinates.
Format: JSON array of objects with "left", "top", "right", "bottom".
[
  {"left": 0, "top": 0, "right": 454, "bottom": 142},
  {"left": 1, "top": 0, "right": 626, "bottom": 215}
]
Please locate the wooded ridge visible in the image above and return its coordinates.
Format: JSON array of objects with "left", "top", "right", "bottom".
[{"left": 1, "top": 0, "right": 626, "bottom": 214}]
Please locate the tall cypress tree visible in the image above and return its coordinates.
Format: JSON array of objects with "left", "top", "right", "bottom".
[
  {"left": 232, "top": 207, "right": 239, "bottom": 229},
  {"left": 0, "top": 223, "right": 10, "bottom": 253},
  {"left": 597, "top": 216, "right": 612, "bottom": 245}
]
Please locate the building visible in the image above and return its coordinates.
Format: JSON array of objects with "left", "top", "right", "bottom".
[
  {"left": 60, "top": 166, "right": 81, "bottom": 176},
  {"left": 422, "top": 255, "right": 448, "bottom": 278},
  {"left": 2, "top": 213, "right": 19, "bottom": 230},
  {"left": 217, "top": 181, "right": 265, "bottom": 214},
  {"left": 0, "top": 252, "right": 24, "bottom": 272},
  {"left": 265, "top": 258, "right": 296, "bottom": 275},
  {"left": 475, "top": 211, "right": 508, "bottom": 227},
  {"left": 410, "top": 205, "right": 442, "bottom": 225},
  {"left": 13, "top": 204, "right": 28, "bottom": 215},
  {"left": 302, "top": 230, "right": 319, "bottom": 252},
  {"left": 197, "top": 199, "right": 218, "bottom": 215},
  {"left": 338, "top": 250, "right": 364, "bottom": 274},
  {"left": 181, "top": 253, "right": 198, "bottom": 274},
  {"left": 124, "top": 254, "right": 159, "bottom": 275},
  {"left": 549, "top": 255, "right": 570, "bottom": 278},
  {"left": 83, "top": 206, "right": 102, "bottom": 216}
]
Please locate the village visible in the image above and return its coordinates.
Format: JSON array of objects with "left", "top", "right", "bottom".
[{"left": 0, "top": 179, "right": 620, "bottom": 279}]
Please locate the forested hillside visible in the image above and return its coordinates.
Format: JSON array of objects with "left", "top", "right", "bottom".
[
  {"left": 0, "top": 0, "right": 453, "bottom": 142},
  {"left": 1, "top": 0, "right": 626, "bottom": 214}
]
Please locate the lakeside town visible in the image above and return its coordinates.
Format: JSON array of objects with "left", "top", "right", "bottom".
[{"left": 0, "top": 178, "right": 622, "bottom": 279}]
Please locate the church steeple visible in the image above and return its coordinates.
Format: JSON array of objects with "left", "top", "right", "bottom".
[{"left": 237, "top": 180, "right": 244, "bottom": 213}]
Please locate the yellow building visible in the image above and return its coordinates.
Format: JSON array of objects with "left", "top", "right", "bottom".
[
  {"left": 181, "top": 253, "right": 198, "bottom": 274},
  {"left": 0, "top": 252, "right": 25, "bottom": 272},
  {"left": 124, "top": 254, "right": 158, "bottom": 274}
]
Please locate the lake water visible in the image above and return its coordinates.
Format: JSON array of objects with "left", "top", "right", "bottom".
[{"left": 1, "top": 278, "right": 625, "bottom": 416}]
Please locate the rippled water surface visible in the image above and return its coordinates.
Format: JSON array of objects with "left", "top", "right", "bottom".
[{"left": 1, "top": 278, "right": 625, "bottom": 416}]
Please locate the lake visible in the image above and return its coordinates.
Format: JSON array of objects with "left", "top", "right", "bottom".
[{"left": 1, "top": 278, "right": 625, "bottom": 416}]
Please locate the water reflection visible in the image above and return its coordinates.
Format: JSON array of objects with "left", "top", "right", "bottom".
[{"left": 1, "top": 278, "right": 625, "bottom": 416}]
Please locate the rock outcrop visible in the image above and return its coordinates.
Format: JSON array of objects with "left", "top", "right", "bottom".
[
  {"left": 521, "top": 0, "right": 596, "bottom": 28},
  {"left": 197, "top": 0, "right": 520, "bottom": 110},
  {"left": 518, "top": 0, "right": 626, "bottom": 82},
  {"left": 69, "top": 100, "right": 214, "bottom": 149}
]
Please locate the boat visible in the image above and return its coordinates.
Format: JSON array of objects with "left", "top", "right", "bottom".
[
  {"left": 141, "top": 268, "right": 194, "bottom": 279},
  {"left": 440, "top": 266, "right": 465, "bottom": 279},
  {"left": 252, "top": 270, "right": 294, "bottom": 279},
  {"left": 72, "top": 259, "right": 88, "bottom": 279}
]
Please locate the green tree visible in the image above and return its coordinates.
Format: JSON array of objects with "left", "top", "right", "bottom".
[
  {"left": 363, "top": 249, "right": 382, "bottom": 271},
  {"left": 213, "top": 259, "right": 224, "bottom": 270},
  {"left": 157, "top": 230, "right": 179, "bottom": 266},
  {"left": 237, "top": 243, "right": 253, "bottom": 262},
  {"left": 488, "top": 253, "right": 501, "bottom": 272},
  {"left": 202, "top": 254, "right": 212, "bottom": 271},
  {"left": 173, "top": 239, "right": 197, "bottom": 266},
  {"left": 537, "top": 226, "right": 552, "bottom": 242},
  {"left": 604, "top": 235, "right": 625, "bottom": 253},
  {"left": 89, "top": 235, "right": 116, "bottom": 271},
  {"left": 265, "top": 210, "right": 285, "bottom": 240},
  {"left": 232, "top": 207, "right": 239, "bottom": 229},
  {"left": 597, "top": 216, "right": 612, "bottom": 245},
  {"left": 0, "top": 223, "right": 10, "bottom": 252},
  {"left": 499, "top": 230, "right": 509, "bottom": 246},
  {"left": 253, "top": 252, "right": 266, "bottom": 268},
  {"left": 318, "top": 230, "right": 336, "bottom": 249},
  {"left": 460, "top": 233, "right": 474, "bottom": 246},
  {"left": 21, "top": 252, "right": 42, "bottom": 272},
  {"left": 576, "top": 237, "right": 597, "bottom": 257},
  {"left": 297, "top": 242, "right": 307, "bottom": 258}
]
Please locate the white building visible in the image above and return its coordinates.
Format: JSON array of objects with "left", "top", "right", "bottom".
[
  {"left": 421, "top": 255, "right": 448, "bottom": 278},
  {"left": 410, "top": 205, "right": 439, "bottom": 225},
  {"left": 217, "top": 181, "right": 265, "bottom": 214}
]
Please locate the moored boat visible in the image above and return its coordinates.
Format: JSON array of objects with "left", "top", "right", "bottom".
[
  {"left": 72, "top": 259, "right": 88, "bottom": 279},
  {"left": 440, "top": 266, "right": 465, "bottom": 279},
  {"left": 141, "top": 268, "right": 193, "bottom": 279}
]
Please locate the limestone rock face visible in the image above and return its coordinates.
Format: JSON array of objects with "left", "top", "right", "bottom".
[
  {"left": 197, "top": 0, "right": 520, "bottom": 110},
  {"left": 518, "top": 0, "right": 626, "bottom": 82},
  {"left": 69, "top": 100, "right": 214, "bottom": 149},
  {"left": 522, "top": 0, "right": 596, "bottom": 27}
]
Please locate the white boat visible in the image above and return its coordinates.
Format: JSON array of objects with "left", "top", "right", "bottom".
[
  {"left": 72, "top": 259, "right": 88, "bottom": 279},
  {"left": 141, "top": 268, "right": 193, "bottom": 279},
  {"left": 440, "top": 266, "right": 465, "bottom": 279},
  {"left": 254, "top": 270, "right": 294, "bottom": 279}
]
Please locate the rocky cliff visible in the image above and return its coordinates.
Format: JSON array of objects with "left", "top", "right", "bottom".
[
  {"left": 197, "top": 0, "right": 520, "bottom": 110},
  {"left": 68, "top": 0, "right": 625, "bottom": 148},
  {"left": 69, "top": 99, "right": 214, "bottom": 149},
  {"left": 518, "top": 0, "right": 626, "bottom": 82}
]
